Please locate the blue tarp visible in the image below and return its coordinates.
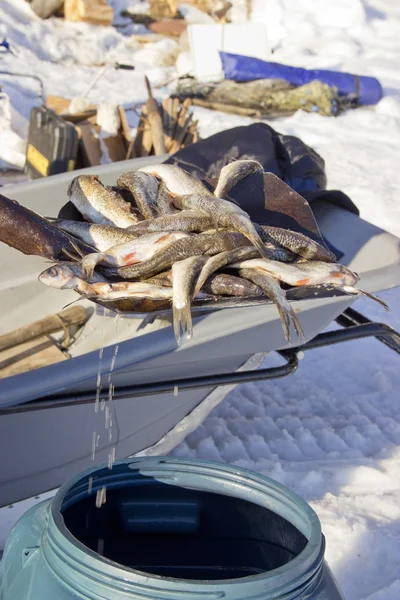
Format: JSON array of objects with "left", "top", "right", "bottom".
[{"left": 220, "top": 52, "right": 383, "bottom": 106}]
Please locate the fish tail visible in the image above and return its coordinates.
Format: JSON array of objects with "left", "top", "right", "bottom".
[
  {"left": 276, "top": 302, "right": 304, "bottom": 344},
  {"left": 173, "top": 302, "right": 193, "bottom": 345},
  {"left": 276, "top": 303, "right": 292, "bottom": 343},
  {"left": 81, "top": 253, "right": 104, "bottom": 280},
  {"left": 342, "top": 286, "right": 390, "bottom": 311}
]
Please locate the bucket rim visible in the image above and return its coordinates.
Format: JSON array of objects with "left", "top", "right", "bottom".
[{"left": 45, "top": 456, "right": 323, "bottom": 599}]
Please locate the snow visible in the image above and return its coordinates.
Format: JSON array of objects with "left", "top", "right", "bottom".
[{"left": 1, "top": 0, "right": 400, "bottom": 598}]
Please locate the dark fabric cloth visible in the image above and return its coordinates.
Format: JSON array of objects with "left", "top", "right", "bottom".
[{"left": 165, "top": 122, "right": 358, "bottom": 258}]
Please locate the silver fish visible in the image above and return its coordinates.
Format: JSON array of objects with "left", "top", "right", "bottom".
[
  {"left": 202, "top": 274, "right": 263, "bottom": 297},
  {"left": 87, "top": 281, "right": 174, "bottom": 302},
  {"left": 67, "top": 175, "right": 139, "bottom": 227},
  {"left": 38, "top": 264, "right": 97, "bottom": 295},
  {"left": 173, "top": 192, "right": 267, "bottom": 257},
  {"left": 156, "top": 181, "right": 178, "bottom": 216},
  {"left": 230, "top": 258, "right": 359, "bottom": 287},
  {"left": 109, "top": 232, "right": 251, "bottom": 280},
  {"left": 54, "top": 220, "right": 137, "bottom": 252},
  {"left": 138, "top": 163, "right": 209, "bottom": 196},
  {"left": 126, "top": 210, "right": 213, "bottom": 236},
  {"left": 214, "top": 159, "right": 263, "bottom": 198},
  {"left": 194, "top": 246, "right": 259, "bottom": 296},
  {"left": 81, "top": 231, "right": 189, "bottom": 279},
  {"left": 117, "top": 171, "right": 159, "bottom": 219},
  {"left": 257, "top": 225, "right": 337, "bottom": 263}
]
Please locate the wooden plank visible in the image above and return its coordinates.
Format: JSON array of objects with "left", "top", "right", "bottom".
[
  {"left": 75, "top": 121, "right": 102, "bottom": 166},
  {"left": 0, "top": 306, "right": 89, "bottom": 353},
  {"left": 46, "top": 95, "right": 96, "bottom": 118},
  {"left": 103, "top": 131, "right": 129, "bottom": 162},
  {"left": 0, "top": 335, "right": 67, "bottom": 379},
  {"left": 118, "top": 106, "right": 132, "bottom": 149},
  {"left": 64, "top": 0, "right": 114, "bottom": 26}
]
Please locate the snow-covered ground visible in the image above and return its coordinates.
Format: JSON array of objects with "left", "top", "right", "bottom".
[{"left": 1, "top": 0, "right": 400, "bottom": 597}]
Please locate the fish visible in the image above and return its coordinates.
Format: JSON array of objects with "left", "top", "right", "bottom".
[
  {"left": 194, "top": 246, "right": 260, "bottom": 296},
  {"left": 81, "top": 231, "right": 189, "bottom": 279},
  {"left": 138, "top": 163, "right": 209, "bottom": 196},
  {"left": 239, "top": 268, "right": 304, "bottom": 343},
  {"left": 214, "top": 159, "right": 264, "bottom": 198},
  {"left": 263, "top": 243, "right": 297, "bottom": 263},
  {"left": 144, "top": 270, "right": 173, "bottom": 287},
  {"left": 54, "top": 261, "right": 110, "bottom": 283},
  {"left": 257, "top": 225, "right": 337, "bottom": 263},
  {"left": 126, "top": 210, "right": 214, "bottom": 236},
  {"left": 67, "top": 175, "right": 139, "bottom": 227},
  {"left": 0, "top": 193, "right": 95, "bottom": 261},
  {"left": 53, "top": 220, "right": 137, "bottom": 252},
  {"left": 229, "top": 258, "right": 359, "bottom": 287},
  {"left": 156, "top": 181, "right": 178, "bottom": 216},
  {"left": 172, "top": 256, "right": 207, "bottom": 344},
  {"left": 201, "top": 273, "right": 263, "bottom": 297},
  {"left": 172, "top": 192, "right": 267, "bottom": 257},
  {"left": 107, "top": 232, "right": 252, "bottom": 280},
  {"left": 116, "top": 171, "right": 159, "bottom": 219},
  {"left": 86, "top": 281, "right": 174, "bottom": 302},
  {"left": 38, "top": 264, "right": 97, "bottom": 295}
]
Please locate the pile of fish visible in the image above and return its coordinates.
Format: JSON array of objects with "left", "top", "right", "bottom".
[{"left": 35, "top": 160, "right": 387, "bottom": 344}]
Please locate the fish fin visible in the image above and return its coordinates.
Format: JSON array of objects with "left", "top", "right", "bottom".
[
  {"left": 63, "top": 282, "right": 100, "bottom": 307},
  {"left": 61, "top": 246, "right": 82, "bottom": 262},
  {"left": 62, "top": 298, "right": 82, "bottom": 309},
  {"left": 341, "top": 286, "right": 390, "bottom": 311},
  {"left": 82, "top": 253, "right": 104, "bottom": 280},
  {"left": 69, "top": 238, "right": 86, "bottom": 258}
]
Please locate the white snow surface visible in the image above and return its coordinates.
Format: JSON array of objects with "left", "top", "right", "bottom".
[{"left": 0, "top": 1, "right": 400, "bottom": 598}]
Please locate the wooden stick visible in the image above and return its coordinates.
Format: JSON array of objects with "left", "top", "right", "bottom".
[
  {"left": 145, "top": 75, "right": 166, "bottom": 155},
  {"left": 0, "top": 306, "right": 90, "bottom": 353},
  {"left": 168, "top": 98, "right": 192, "bottom": 152},
  {"left": 181, "top": 119, "right": 199, "bottom": 147},
  {"left": 169, "top": 113, "right": 193, "bottom": 154},
  {"left": 130, "top": 104, "right": 152, "bottom": 158},
  {"left": 161, "top": 97, "right": 174, "bottom": 149},
  {"left": 170, "top": 97, "right": 180, "bottom": 139}
]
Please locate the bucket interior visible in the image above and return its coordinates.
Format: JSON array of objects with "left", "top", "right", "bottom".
[{"left": 62, "top": 468, "right": 307, "bottom": 580}]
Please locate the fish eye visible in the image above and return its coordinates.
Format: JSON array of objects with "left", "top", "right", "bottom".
[{"left": 48, "top": 267, "right": 58, "bottom": 277}]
